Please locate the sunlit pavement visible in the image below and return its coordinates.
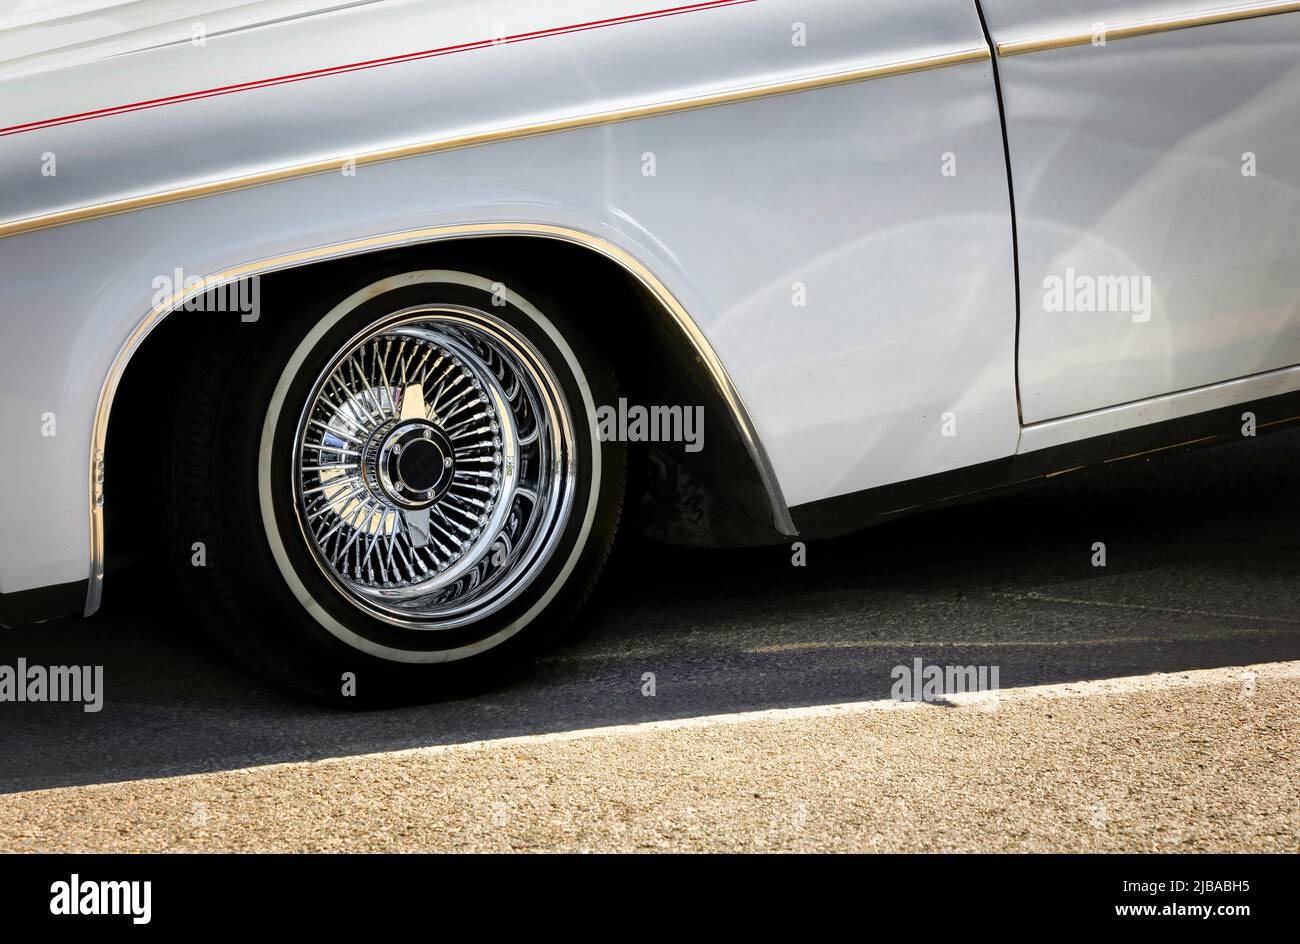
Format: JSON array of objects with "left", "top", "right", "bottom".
[{"left": 3, "top": 431, "right": 1300, "bottom": 851}]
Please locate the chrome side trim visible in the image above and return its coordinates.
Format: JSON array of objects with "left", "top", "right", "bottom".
[
  {"left": 85, "top": 223, "right": 798, "bottom": 615},
  {"left": 997, "top": 1, "right": 1300, "bottom": 56},
  {"left": 3, "top": 47, "right": 990, "bottom": 242},
  {"left": 1017, "top": 361, "right": 1300, "bottom": 454}
]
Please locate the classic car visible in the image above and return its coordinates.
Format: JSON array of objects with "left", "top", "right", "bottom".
[{"left": 2, "top": 0, "right": 1298, "bottom": 702}]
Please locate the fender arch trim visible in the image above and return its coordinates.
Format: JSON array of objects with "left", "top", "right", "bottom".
[{"left": 85, "top": 222, "right": 797, "bottom": 615}]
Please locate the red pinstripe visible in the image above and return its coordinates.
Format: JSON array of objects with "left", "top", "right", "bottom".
[{"left": 0, "top": 0, "right": 756, "bottom": 138}]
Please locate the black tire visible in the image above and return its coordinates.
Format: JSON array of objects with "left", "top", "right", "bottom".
[{"left": 163, "top": 267, "right": 624, "bottom": 706}]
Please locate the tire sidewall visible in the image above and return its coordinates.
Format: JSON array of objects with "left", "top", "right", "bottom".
[{"left": 247, "top": 271, "right": 613, "bottom": 689}]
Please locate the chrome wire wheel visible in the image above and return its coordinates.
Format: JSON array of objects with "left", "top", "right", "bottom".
[{"left": 290, "top": 305, "right": 577, "bottom": 630}]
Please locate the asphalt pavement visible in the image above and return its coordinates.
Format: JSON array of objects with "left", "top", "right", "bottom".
[{"left": 2, "top": 429, "right": 1299, "bottom": 851}]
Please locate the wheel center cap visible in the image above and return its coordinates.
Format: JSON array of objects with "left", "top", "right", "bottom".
[
  {"left": 397, "top": 438, "right": 444, "bottom": 493},
  {"left": 365, "top": 420, "right": 455, "bottom": 508}
]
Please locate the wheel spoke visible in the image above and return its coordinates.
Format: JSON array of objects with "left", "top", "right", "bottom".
[{"left": 291, "top": 308, "right": 572, "bottom": 624}]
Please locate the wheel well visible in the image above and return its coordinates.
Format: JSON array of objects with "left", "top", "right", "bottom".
[{"left": 105, "top": 235, "right": 786, "bottom": 575}]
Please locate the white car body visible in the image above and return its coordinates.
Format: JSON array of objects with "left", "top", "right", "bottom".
[{"left": 1, "top": 0, "right": 1298, "bottom": 625}]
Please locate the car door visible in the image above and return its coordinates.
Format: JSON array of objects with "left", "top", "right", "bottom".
[{"left": 979, "top": 0, "right": 1300, "bottom": 423}]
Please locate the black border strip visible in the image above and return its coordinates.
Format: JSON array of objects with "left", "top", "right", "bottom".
[
  {"left": 791, "top": 387, "right": 1300, "bottom": 539},
  {"left": 0, "top": 579, "right": 88, "bottom": 628}
]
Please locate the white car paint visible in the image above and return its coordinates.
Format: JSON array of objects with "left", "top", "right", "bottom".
[
  {"left": 0, "top": 0, "right": 378, "bottom": 78},
  {"left": 0, "top": 0, "right": 1296, "bottom": 617},
  {"left": 981, "top": 0, "right": 1300, "bottom": 421},
  {"left": 0, "top": 0, "right": 1018, "bottom": 601}
]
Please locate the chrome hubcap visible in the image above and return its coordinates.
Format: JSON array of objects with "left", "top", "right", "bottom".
[
  {"left": 364, "top": 419, "right": 458, "bottom": 508},
  {"left": 290, "top": 306, "right": 576, "bottom": 628}
]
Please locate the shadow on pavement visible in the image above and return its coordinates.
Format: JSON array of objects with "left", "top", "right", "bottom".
[{"left": 3, "top": 430, "right": 1299, "bottom": 793}]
